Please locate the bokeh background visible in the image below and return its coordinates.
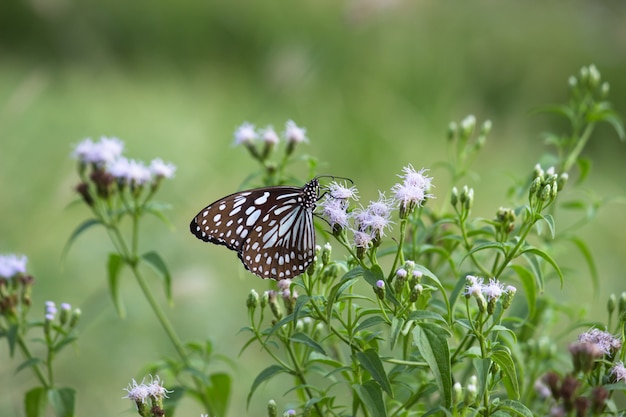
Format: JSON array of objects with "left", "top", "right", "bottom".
[{"left": 1, "top": 1, "right": 626, "bottom": 416}]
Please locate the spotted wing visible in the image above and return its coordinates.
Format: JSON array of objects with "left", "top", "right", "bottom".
[{"left": 189, "top": 184, "right": 316, "bottom": 280}]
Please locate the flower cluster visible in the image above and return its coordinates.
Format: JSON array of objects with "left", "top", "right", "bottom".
[
  {"left": 577, "top": 328, "right": 622, "bottom": 356},
  {"left": 318, "top": 165, "right": 433, "bottom": 257},
  {"left": 464, "top": 275, "right": 516, "bottom": 314},
  {"left": 0, "top": 253, "right": 34, "bottom": 317},
  {"left": 72, "top": 136, "right": 176, "bottom": 205},
  {"left": 123, "top": 375, "right": 171, "bottom": 417},
  {"left": 233, "top": 120, "right": 308, "bottom": 163}
]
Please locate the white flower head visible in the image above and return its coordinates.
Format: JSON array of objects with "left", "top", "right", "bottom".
[
  {"left": 123, "top": 378, "right": 150, "bottom": 403},
  {"left": 578, "top": 328, "right": 622, "bottom": 355},
  {"left": 150, "top": 158, "right": 176, "bottom": 179},
  {"left": 482, "top": 278, "right": 505, "bottom": 301},
  {"left": 352, "top": 229, "right": 373, "bottom": 248},
  {"left": 392, "top": 165, "right": 434, "bottom": 210},
  {"left": 327, "top": 181, "right": 359, "bottom": 200},
  {"left": 233, "top": 122, "right": 258, "bottom": 145},
  {"left": 109, "top": 157, "right": 152, "bottom": 185},
  {"left": 284, "top": 120, "right": 308, "bottom": 143},
  {"left": 261, "top": 125, "right": 280, "bottom": 145},
  {"left": 73, "top": 136, "right": 124, "bottom": 165},
  {"left": 319, "top": 197, "right": 349, "bottom": 229},
  {"left": 611, "top": 361, "right": 626, "bottom": 383},
  {"left": 0, "top": 254, "right": 28, "bottom": 278}
]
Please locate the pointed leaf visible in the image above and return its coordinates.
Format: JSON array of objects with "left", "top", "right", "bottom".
[
  {"left": 412, "top": 323, "right": 451, "bottom": 407},
  {"left": 356, "top": 349, "right": 393, "bottom": 397},
  {"left": 520, "top": 246, "right": 563, "bottom": 287},
  {"left": 568, "top": 236, "right": 599, "bottom": 294},
  {"left": 247, "top": 365, "right": 289, "bottom": 408},
  {"left": 491, "top": 349, "right": 520, "bottom": 399},
  {"left": 48, "top": 387, "right": 76, "bottom": 417},
  {"left": 497, "top": 399, "right": 533, "bottom": 417},
  {"left": 389, "top": 317, "right": 404, "bottom": 350},
  {"left": 62, "top": 218, "right": 103, "bottom": 260},
  {"left": 142, "top": 251, "right": 173, "bottom": 303},
  {"left": 354, "top": 316, "right": 387, "bottom": 333},
  {"left": 16, "top": 357, "right": 43, "bottom": 375},
  {"left": 107, "top": 253, "right": 126, "bottom": 318},
  {"left": 510, "top": 265, "right": 536, "bottom": 317},
  {"left": 291, "top": 332, "right": 326, "bottom": 355},
  {"left": 540, "top": 214, "right": 556, "bottom": 239},
  {"left": 205, "top": 373, "right": 231, "bottom": 417},
  {"left": 6, "top": 323, "right": 19, "bottom": 357},
  {"left": 355, "top": 380, "right": 388, "bottom": 417},
  {"left": 326, "top": 275, "right": 359, "bottom": 322},
  {"left": 407, "top": 310, "right": 447, "bottom": 325},
  {"left": 25, "top": 387, "right": 47, "bottom": 417}
]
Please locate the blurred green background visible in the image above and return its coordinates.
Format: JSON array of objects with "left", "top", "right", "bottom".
[{"left": 1, "top": 1, "right": 626, "bottom": 416}]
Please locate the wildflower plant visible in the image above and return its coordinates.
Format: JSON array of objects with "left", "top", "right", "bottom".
[
  {"left": 67, "top": 137, "right": 230, "bottom": 416},
  {"left": 240, "top": 65, "right": 626, "bottom": 417},
  {"left": 0, "top": 255, "right": 81, "bottom": 417}
]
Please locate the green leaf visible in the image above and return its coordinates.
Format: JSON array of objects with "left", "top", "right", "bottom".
[
  {"left": 491, "top": 349, "right": 520, "bottom": 399},
  {"left": 354, "top": 316, "right": 387, "bottom": 333},
  {"left": 510, "top": 265, "right": 536, "bottom": 317},
  {"left": 568, "top": 236, "right": 599, "bottom": 295},
  {"left": 16, "top": 357, "right": 43, "bottom": 375},
  {"left": 576, "top": 157, "right": 592, "bottom": 185},
  {"left": 472, "top": 358, "right": 490, "bottom": 401},
  {"left": 540, "top": 214, "right": 556, "bottom": 239},
  {"left": 356, "top": 349, "right": 393, "bottom": 397},
  {"left": 291, "top": 332, "right": 326, "bottom": 355},
  {"left": 603, "top": 111, "right": 626, "bottom": 141},
  {"left": 327, "top": 274, "right": 360, "bottom": 322},
  {"left": 247, "top": 365, "right": 289, "bottom": 408},
  {"left": 407, "top": 310, "right": 447, "bottom": 325},
  {"left": 48, "top": 387, "right": 76, "bottom": 417},
  {"left": 412, "top": 323, "right": 451, "bottom": 407},
  {"left": 62, "top": 218, "right": 103, "bottom": 260},
  {"left": 142, "top": 251, "right": 173, "bottom": 303},
  {"left": 25, "top": 387, "right": 47, "bottom": 417},
  {"left": 6, "top": 323, "right": 18, "bottom": 357},
  {"left": 355, "top": 380, "right": 388, "bottom": 417},
  {"left": 520, "top": 246, "right": 564, "bottom": 288},
  {"left": 107, "top": 253, "right": 126, "bottom": 318},
  {"left": 205, "top": 373, "right": 231, "bottom": 417},
  {"left": 497, "top": 399, "right": 533, "bottom": 417},
  {"left": 389, "top": 317, "right": 404, "bottom": 350},
  {"left": 145, "top": 201, "right": 175, "bottom": 229}
]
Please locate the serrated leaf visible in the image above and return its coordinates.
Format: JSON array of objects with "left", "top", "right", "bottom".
[
  {"left": 62, "top": 218, "right": 103, "bottom": 260},
  {"left": 25, "top": 387, "right": 47, "bottom": 417},
  {"left": 492, "top": 349, "right": 520, "bottom": 399},
  {"left": 247, "top": 365, "right": 289, "bottom": 408},
  {"left": 48, "top": 387, "right": 76, "bottom": 417},
  {"left": 142, "top": 251, "right": 173, "bottom": 303},
  {"left": 291, "top": 332, "right": 326, "bottom": 355},
  {"left": 107, "top": 253, "right": 126, "bottom": 318},
  {"left": 355, "top": 380, "right": 388, "bottom": 417},
  {"left": 412, "top": 323, "right": 451, "bottom": 407},
  {"left": 356, "top": 349, "right": 393, "bottom": 397},
  {"left": 520, "top": 247, "right": 563, "bottom": 288},
  {"left": 205, "top": 373, "right": 231, "bottom": 417},
  {"left": 497, "top": 399, "right": 533, "bottom": 417}
]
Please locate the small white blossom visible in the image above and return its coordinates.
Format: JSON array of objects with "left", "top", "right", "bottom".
[
  {"left": 392, "top": 165, "right": 434, "bottom": 210},
  {"left": 327, "top": 182, "right": 359, "bottom": 200},
  {"left": 261, "top": 126, "right": 280, "bottom": 145},
  {"left": 464, "top": 275, "right": 483, "bottom": 297},
  {"left": 284, "top": 120, "right": 308, "bottom": 143},
  {"left": 353, "top": 230, "right": 373, "bottom": 248},
  {"left": 149, "top": 159, "right": 176, "bottom": 179},
  {"left": 233, "top": 122, "right": 258, "bottom": 145},
  {"left": 109, "top": 157, "right": 152, "bottom": 185},
  {"left": 319, "top": 197, "right": 349, "bottom": 229},
  {"left": 123, "top": 378, "right": 150, "bottom": 403},
  {"left": 482, "top": 278, "right": 505, "bottom": 301},
  {"left": 611, "top": 361, "right": 626, "bottom": 383},
  {"left": 73, "top": 136, "right": 124, "bottom": 165},
  {"left": 0, "top": 254, "right": 28, "bottom": 278}
]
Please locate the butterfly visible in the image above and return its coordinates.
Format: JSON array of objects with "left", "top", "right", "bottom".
[{"left": 189, "top": 178, "right": 321, "bottom": 280}]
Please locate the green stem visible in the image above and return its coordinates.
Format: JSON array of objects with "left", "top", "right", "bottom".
[
  {"left": 562, "top": 122, "right": 595, "bottom": 174},
  {"left": 16, "top": 334, "right": 49, "bottom": 388}
]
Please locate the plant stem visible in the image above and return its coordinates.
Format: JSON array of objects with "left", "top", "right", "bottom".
[{"left": 16, "top": 334, "right": 49, "bottom": 388}]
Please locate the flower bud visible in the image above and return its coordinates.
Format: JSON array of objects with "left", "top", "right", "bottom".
[
  {"left": 69, "top": 308, "right": 81, "bottom": 328},
  {"left": 460, "top": 115, "right": 476, "bottom": 139},
  {"left": 409, "top": 284, "right": 423, "bottom": 303},
  {"left": 588, "top": 64, "right": 600, "bottom": 88},
  {"left": 447, "top": 121, "right": 457, "bottom": 141},
  {"left": 268, "top": 400, "right": 278, "bottom": 417},
  {"left": 453, "top": 382, "right": 463, "bottom": 405},
  {"left": 502, "top": 286, "right": 516, "bottom": 309},
  {"left": 247, "top": 289, "right": 259, "bottom": 310},
  {"left": 464, "top": 188, "right": 474, "bottom": 211},
  {"left": 450, "top": 186, "right": 458, "bottom": 207},
  {"left": 374, "top": 280, "right": 386, "bottom": 301},
  {"left": 579, "top": 66, "right": 589, "bottom": 85},
  {"left": 267, "top": 290, "right": 282, "bottom": 320},
  {"left": 475, "top": 293, "right": 487, "bottom": 313},
  {"left": 533, "top": 164, "right": 544, "bottom": 181},
  {"left": 619, "top": 292, "right": 626, "bottom": 315},
  {"left": 568, "top": 75, "right": 578, "bottom": 89},
  {"left": 539, "top": 183, "right": 552, "bottom": 201},
  {"left": 608, "top": 293, "right": 617, "bottom": 316},
  {"left": 60, "top": 303, "right": 71, "bottom": 325},
  {"left": 601, "top": 82, "right": 610, "bottom": 99},
  {"left": 480, "top": 120, "right": 492, "bottom": 136},
  {"left": 557, "top": 173, "right": 568, "bottom": 191},
  {"left": 322, "top": 242, "right": 332, "bottom": 266}
]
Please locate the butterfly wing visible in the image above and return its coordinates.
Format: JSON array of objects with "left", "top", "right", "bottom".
[{"left": 190, "top": 183, "right": 317, "bottom": 280}]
